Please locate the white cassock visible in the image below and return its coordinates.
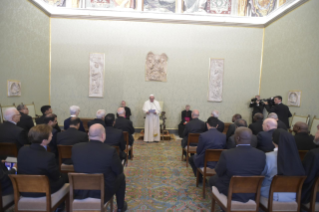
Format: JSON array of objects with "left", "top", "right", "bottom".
[{"left": 143, "top": 100, "right": 161, "bottom": 142}]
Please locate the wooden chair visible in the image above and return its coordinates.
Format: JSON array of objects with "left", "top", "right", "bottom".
[
  {"left": 112, "top": 146, "right": 126, "bottom": 166},
  {"left": 0, "top": 143, "right": 18, "bottom": 158},
  {"left": 223, "top": 123, "right": 232, "bottom": 135},
  {"left": 212, "top": 176, "right": 265, "bottom": 212},
  {"left": 80, "top": 118, "right": 94, "bottom": 133},
  {"left": 302, "top": 177, "right": 319, "bottom": 212},
  {"left": 289, "top": 113, "right": 310, "bottom": 132},
  {"left": 182, "top": 133, "right": 200, "bottom": 167},
  {"left": 259, "top": 175, "right": 307, "bottom": 212},
  {"left": 196, "top": 149, "right": 225, "bottom": 198},
  {"left": 123, "top": 131, "right": 132, "bottom": 162},
  {"left": 299, "top": 150, "right": 309, "bottom": 161},
  {"left": 0, "top": 183, "right": 14, "bottom": 212},
  {"left": 68, "top": 173, "right": 113, "bottom": 212},
  {"left": 57, "top": 145, "right": 74, "bottom": 173},
  {"left": 9, "top": 175, "right": 70, "bottom": 212}
]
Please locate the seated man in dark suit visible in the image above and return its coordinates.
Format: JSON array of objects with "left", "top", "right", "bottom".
[
  {"left": 17, "top": 124, "right": 68, "bottom": 198},
  {"left": 57, "top": 118, "right": 88, "bottom": 164},
  {"left": 293, "top": 122, "right": 317, "bottom": 150},
  {"left": 249, "top": 113, "right": 264, "bottom": 135},
  {"left": 209, "top": 127, "right": 266, "bottom": 203},
  {"left": 227, "top": 119, "right": 258, "bottom": 149},
  {"left": 44, "top": 114, "right": 59, "bottom": 158},
  {"left": 114, "top": 107, "right": 135, "bottom": 147},
  {"left": 88, "top": 109, "right": 107, "bottom": 129},
  {"left": 267, "top": 112, "right": 287, "bottom": 130},
  {"left": 178, "top": 105, "right": 192, "bottom": 138},
  {"left": 104, "top": 114, "right": 127, "bottom": 161},
  {"left": 265, "top": 95, "right": 292, "bottom": 128},
  {"left": 16, "top": 104, "right": 34, "bottom": 133},
  {"left": 189, "top": 117, "right": 226, "bottom": 183},
  {"left": 181, "top": 109, "right": 207, "bottom": 148},
  {"left": 257, "top": 118, "right": 277, "bottom": 152},
  {"left": 72, "top": 124, "right": 127, "bottom": 212},
  {"left": 36, "top": 105, "right": 61, "bottom": 132},
  {"left": 211, "top": 110, "right": 224, "bottom": 133},
  {"left": 0, "top": 108, "right": 28, "bottom": 150},
  {"left": 226, "top": 114, "right": 242, "bottom": 140},
  {"left": 63, "top": 105, "right": 85, "bottom": 132},
  {"left": 0, "top": 161, "right": 17, "bottom": 195}
]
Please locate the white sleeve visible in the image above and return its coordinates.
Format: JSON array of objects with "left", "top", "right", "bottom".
[{"left": 143, "top": 101, "right": 149, "bottom": 114}]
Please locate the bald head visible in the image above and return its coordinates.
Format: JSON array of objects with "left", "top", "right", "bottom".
[
  {"left": 234, "top": 127, "right": 252, "bottom": 145},
  {"left": 293, "top": 122, "right": 309, "bottom": 134},
  {"left": 117, "top": 107, "right": 125, "bottom": 117},
  {"left": 263, "top": 118, "right": 278, "bottom": 132},
  {"left": 88, "top": 124, "right": 106, "bottom": 142},
  {"left": 192, "top": 110, "right": 199, "bottom": 119},
  {"left": 4, "top": 108, "right": 20, "bottom": 123},
  {"left": 211, "top": 110, "right": 219, "bottom": 118},
  {"left": 267, "top": 112, "right": 278, "bottom": 120}
]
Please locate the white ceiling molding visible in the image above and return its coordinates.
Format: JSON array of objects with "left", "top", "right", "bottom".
[{"left": 29, "top": 0, "right": 308, "bottom": 28}]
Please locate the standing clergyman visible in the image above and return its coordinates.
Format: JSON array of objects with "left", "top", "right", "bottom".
[{"left": 143, "top": 94, "right": 161, "bottom": 143}]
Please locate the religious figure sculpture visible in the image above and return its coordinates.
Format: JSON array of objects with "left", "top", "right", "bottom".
[
  {"left": 89, "top": 53, "right": 105, "bottom": 97},
  {"left": 145, "top": 52, "right": 168, "bottom": 82}
]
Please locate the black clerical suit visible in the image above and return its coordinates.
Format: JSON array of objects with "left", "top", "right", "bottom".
[
  {"left": 189, "top": 129, "right": 226, "bottom": 180},
  {"left": 277, "top": 120, "right": 288, "bottom": 131},
  {"left": 227, "top": 134, "right": 258, "bottom": 149},
  {"left": 17, "top": 144, "right": 68, "bottom": 197},
  {"left": 209, "top": 145, "right": 266, "bottom": 202},
  {"left": 257, "top": 129, "right": 276, "bottom": 152},
  {"left": 0, "top": 163, "right": 15, "bottom": 195},
  {"left": 104, "top": 127, "right": 127, "bottom": 160},
  {"left": 88, "top": 118, "right": 106, "bottom": 129},
  {"left": 63, "top": 117, "right": 85, "bottom": 132},
  {"left": 0, "top": 121, "right": 28, "bottom": 150},
  {"left": 114, "top": 116, "right": 135, "bottom": 146},
  {"left": 265, "top": 103, "right": 292, "bottom": 128},
  {"left": 302, "top": 148, "right": 319, "bottom": 204},
  {"left": 36, "top": 115, "right": 61, "bottom": 132},
  {"left": 249, "top": 101, "right": 264, "bottom": 121},
  {"left": 48, "top": 128, "right": 59, "bottom": 159},
  {"left": 178, "top": 110, "right": 192, "bottom": 138},
  {"left": 181, "top": 118, "right": 206, "bottom": 148},
  {"left": 17, "top": 112, "right": 34, "bottom": 132},
  {"left": 294, "top": 133, "right": 317, "bottom": 150},
  {"left": 72, "top": 141, "right": 126, "bottom": 208},
  {"left": 249, "top": 120, "right": 263, "bottom": 135},
  {"left": 226, "top": 124, "right": 236, "bottom": 140},
  {"left": 216, "top": 118, "right": 225, "bottom": 133},
  {"left": 57, "top": 128, "right": 88, "bottom": 164}
]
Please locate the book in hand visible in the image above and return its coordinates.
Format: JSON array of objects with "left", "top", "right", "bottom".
[
  {"left": 149, "top": 109, "right": 156, "bottom": 113},
  {"left": 5, "top": 157, "right": 17, "bottom": 163}
]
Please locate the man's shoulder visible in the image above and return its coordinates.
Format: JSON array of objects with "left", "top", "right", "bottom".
[{"left": 1, "top": 122, "right": 24, "bottom": 132}]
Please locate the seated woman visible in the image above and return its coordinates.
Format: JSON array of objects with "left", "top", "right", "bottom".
[
  {"left": 260, "top": 129, "right": 305, "bottom": 201},
  {"left": 178, "top": 105, "right": 192, "bottom": 138}
]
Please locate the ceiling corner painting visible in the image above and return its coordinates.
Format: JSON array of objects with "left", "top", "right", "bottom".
[
  {"left": 206, "top": 0, "right": 232, "bottom": 15},
  {"left": 251, "top": 0, "right": 277, "bottom": 17}
]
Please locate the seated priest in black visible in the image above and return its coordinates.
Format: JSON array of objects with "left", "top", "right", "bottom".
[
  {"left": 267, "top": 112, "right": 288, "bottom": 131},
  {"left": 257, "top": 118, "right": 277, "bottom": 152},
  {"left": 189, "top": 117, "right": 226, "bottom": 183},
  {"left": 0, "top": 161, "right": 17, "bottom": 196},
  {"left": 226, "top": 113, "right": 242, "bottom": 140},
  {"left": 63, "top": 105, "right": 85, "bottom": 132},
  {"left": 211, "top": 110, "right": 224, "bottom": 133},
  {"left": 0, "top": 108, "right": 28, "bottom": 151},
  {"left": 249, "top": 113, "right": 264, "bottom": 135},
  {"left": 16, "top": 104, "right": 34, "bottom": 133},
  {"left": 17, "top": 124, "right": 68, "bottom": 198},
  {"left": 209, "top": 127, "right": 266, "bottom": 203},
  {"left": 178, "top": 105, "right": 192, "bottom": 138},
  {"left": 88, "top": 109, "right": 107, "bottom": 129},
  {"left": 293, "top": 122, "right": 317, "bottom": 150},
  {"left": 181, "top": 109, "right": 206, "bottom": 148},
  {"left": 72, "top": 124, "right": 127, "bottom": 212},
  {"left": 36, "top": 105, "right": 61, "bottom": 132},
  {"left": 227, "top": 119, "right": 258, "bottom": 149},
  {"left": 116, "top": 101, "right": 132, "bottom": 120},
  {"left": 302, "top": 138, "right": 319, "bottom": 204},
  {"left": 105, "top": 114, "right": 127, "bottom": 161},
  {"left": 57, "top": 118, "right": 88, "bottom": 164},
  {"left": 114, "top": 107, "right": 135, "bottom": 149},
  {"left": 44, "top": 114, "right": 59, "bottom": 158}
]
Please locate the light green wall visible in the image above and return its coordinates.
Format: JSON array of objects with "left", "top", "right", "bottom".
[
  {"left": 51, "top": 19, "right": 263, "bottom": 128},
  {"left": 260, "top": 0, "right": 319, "bottom": 125},
  {"left": 0, "top": 0, "right": 50, "bottom": 115}
]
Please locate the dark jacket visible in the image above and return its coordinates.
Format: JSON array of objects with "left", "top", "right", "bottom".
[
  {"left": 0, "top": 163, "right": 15, "bottom": 195},
  {"left": 294, "top": 132, "right": 317, "bottom": 150},
  {"left": 257, "top": 129, "right": 276, "bottom": 152},
  {"left": 114, "top": 117, "right": 135, "bottom": 146},
  {"left": 17, "top": 112, "right": 34, "bottom": 132},
  {"left": 265, "top": 103, "right": 292, "bottom": 128},
  {"left": 194, "top": 129, "right": 226, "bottom": 169},
  {"left": 88, "top": 119, "right": 106, "bottom": 129},
  {"left": 63, "top": 117, "right": 85, "bottom": 132},
  {"left": 17, "top": 144, "right": 67, "bottom": 197},
  {"left": 216, "top": 118, "right": 225, "bottom": 133},
  {"left": 104, "top": 127, "right": 126, "bottom": 160},
  {"left": 226, "top": 124, "right": 235, "bottom": 140},
  {"left": 72, "top": 140, "right": 123, "bottom": 201},
  {"left": 0, "top": 121, "right": 28, "bottom": 150},
  {"left": 181, "top": 118, "right": 207, "bottom": 148},
  {"left": 249, "top": 120, "right": 263, "bottom": 135},
  {"left": 213, "top": 146, "right": 266, "bottom": 202},
  {"left": 277, "top": 120, "right": 288, "bottom": 131},
  {"left": 227, "top": 134, "right": 258, "bottom": 149}
]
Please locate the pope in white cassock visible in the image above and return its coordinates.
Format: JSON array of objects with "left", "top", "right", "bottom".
[{"left": 143, "top": 94, "right": 161, "bottom": 143}]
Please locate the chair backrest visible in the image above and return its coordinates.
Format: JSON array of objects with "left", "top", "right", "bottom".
[
  {"left": 204, "top": 149, "right": 225, "bottom": 165},
  {"left": 309, "top": 177, "right": 319, "bottom": 212},
  {"left": 223, "top": 123, "right": 232, "bottom": 134},
  {"left": 9, "top": 175, "right": 51, "bottom": 211},
  {"left": 68, "top": 173, "right": 104, "bottom": 211},
  {"left": 290, "top": 113, "right": 310, "bottom": 131},
  {"left": 310, "top": 116, "right": 319, "bottom": 136},
  {"left": 80, "top": 118, "right": 94, "bottom": 132},
  {"left": 268, "top": 175, "right": 306, "bottom": 211},
  {"left": 123, "top": 131, "right": 129, "bottom": 146},
  {"left": 57, "top": 145, "right": 73, "bottom": 166},
  {"left": 0, "top": 143, "right": 18, "bottom": 157},
  {"left": 187, "top": 133, "right": 200, "bottom": 146},
  {"left": 113, "top": 146, "right": 120, "bottom": 155},
  {"left": 227, "top": 176, "right": 265, "bottom": 210},
  {"left": 298, "top": 150, "right": 309, "bottom": 161}
]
